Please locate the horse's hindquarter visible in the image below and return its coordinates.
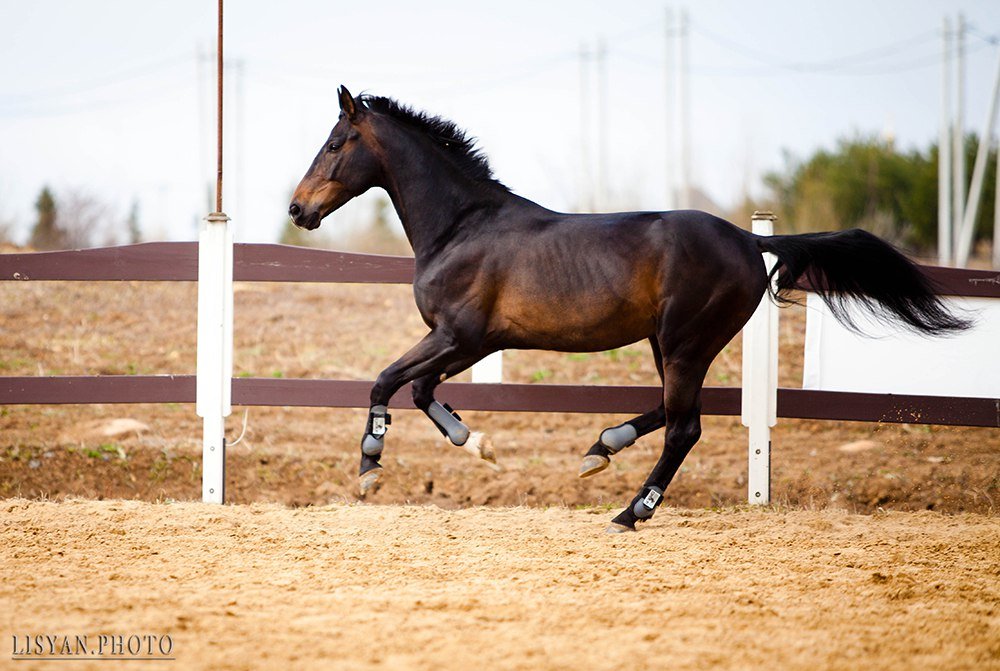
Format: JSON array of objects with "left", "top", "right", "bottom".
[{"left": 488, "top": 213, "right": 672, "bottom": 351}]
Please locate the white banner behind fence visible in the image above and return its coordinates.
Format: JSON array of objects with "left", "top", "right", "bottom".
[{"left": 803, "top": 294, "right": 1000, "bottom": 399}]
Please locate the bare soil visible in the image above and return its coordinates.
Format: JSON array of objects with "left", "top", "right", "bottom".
[
  {"left": 1, "top": 280, "right": 998, "bottom": 514},
  {"left": 1, "top": 500, "right": 998, "bottom": 670}
]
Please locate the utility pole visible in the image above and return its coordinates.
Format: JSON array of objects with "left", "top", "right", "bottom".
[
  {"left": 664, "top": 7, "right": 675, "bottom": 210},
  {"left": 939, "top": 17, "right": 952, "bottom": 265},
  {"left": 197, "top": 44, "right": 212, "bottom": 217},
  {"left": 952, "top": 12, "right": 966, "bottom": 257},
  {"left": 994, "top": 137, "right": 1000, "bottom": 269},
  {"left": 579, "top": 44, "right": 592, "bottom": 212},
  {"left": 596, "top": 38, "right": 609, "bottom": 211},
  {"left": 677, "top": 8, "right": 691, "bottom": 209},
  {"left": 233, "top": 59, "right": 245, "bottom": 223},
  {"left": 956, "top": 48, "right": 1000, "bottom": 267}
]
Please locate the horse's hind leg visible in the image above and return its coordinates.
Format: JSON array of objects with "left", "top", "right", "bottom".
[
  {"left": 579, "top": 337, "right": 666, "bottom": 477},
  {"left": 607, "top": 358, "right": 706, "bottom": 533}
]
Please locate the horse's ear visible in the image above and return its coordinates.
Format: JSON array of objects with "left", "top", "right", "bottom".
[{"left": 338, "top": 85, "right": 361, "bottom": 122}]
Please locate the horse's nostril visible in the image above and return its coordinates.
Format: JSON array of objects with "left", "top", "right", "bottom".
[{"left": 288, "top": 203, "right": 301, "bottom": 218}]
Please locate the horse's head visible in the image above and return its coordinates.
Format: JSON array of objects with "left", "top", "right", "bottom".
[{"left": 288, "top": 85, "right": 381, "bottom": 230}]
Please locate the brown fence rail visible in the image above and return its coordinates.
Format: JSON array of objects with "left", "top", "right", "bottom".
[
  {"left": 1, "top": 243, "right": 998, "bottom": 428},
  {"left": 1, "top": 376, "right": 996, "bottom": 428}
]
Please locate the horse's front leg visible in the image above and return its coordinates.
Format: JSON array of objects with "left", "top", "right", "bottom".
[
  {"left": 359, "top": 329, "right": 461, "bottom": 494},
  {"left": 411, "top": 355, "right": 496, "bottom": 464}
]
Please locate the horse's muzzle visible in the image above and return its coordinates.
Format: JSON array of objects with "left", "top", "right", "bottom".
[{"left": 288, "top": 202, "right": 321, "bottom": 230}]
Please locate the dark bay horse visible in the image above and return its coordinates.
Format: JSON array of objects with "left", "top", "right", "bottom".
[{"left": 289, "top": 86, "right": 969, "bottom": 532}]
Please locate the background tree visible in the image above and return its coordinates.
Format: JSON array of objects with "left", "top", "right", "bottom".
[
  {"left": 764, "top": 134, "right": 996, "bottom": 255},
  {"left": 58, "top": 189, "right": 114, "bottom": 248},
  {"left": 29, "top": 186, "right": 65, "bottom": 250},
  {"left": 126, "top": 200, "right": 142, "bottom": 244}
]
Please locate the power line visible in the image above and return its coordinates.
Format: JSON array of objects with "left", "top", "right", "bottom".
[
  {"left": 612, "top": 34, "right": 994, "bottom": 78},
  {"left": 2, "top": 53, "right": 190, "bottom": 103},
  {"left": 689, "top": 22, "right": 942, "bottom": 73}
]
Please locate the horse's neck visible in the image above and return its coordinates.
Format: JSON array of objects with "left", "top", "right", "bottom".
[{"left": 373, "top": 125, "right": 505, "bottom": 259}]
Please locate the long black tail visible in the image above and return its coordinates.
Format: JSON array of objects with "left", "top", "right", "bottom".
[{"left": 756, "top": 228, "right": 971, "bottom": 336}]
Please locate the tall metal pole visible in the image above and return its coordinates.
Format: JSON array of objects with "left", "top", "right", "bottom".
[
  {"left": 664, "top": 7, "right": 675, "bottom": 210},
  {"left": 677, "top": 8, "right": 691, "bottom": 209},
  {"left": 215, "top": 0, "right": 224, "bottom": 214},
  {"left": 953, "top": 12, "right": 966, "bottom": 257},
  {"left": 939, "top": 17, "right": 953, "bottom": 265}
]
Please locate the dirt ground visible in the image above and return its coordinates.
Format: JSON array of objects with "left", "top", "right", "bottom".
[
  {"left": 1, "top": 280, "right": 998, "bottom": 514},
  {"left": 1, "top": 500, "right": 998, "bottom": 670},
  {"left": 2, "top": 269, "right": 1000, "bottom": 670}
]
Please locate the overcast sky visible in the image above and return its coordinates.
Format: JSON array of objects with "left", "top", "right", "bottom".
[{"left": 1, "top": 0, "right": 998, "bottom": 245}]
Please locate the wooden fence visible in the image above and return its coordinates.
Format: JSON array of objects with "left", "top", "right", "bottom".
[{"left": 1, "top": 241, "right": 998, "bottom": 427}]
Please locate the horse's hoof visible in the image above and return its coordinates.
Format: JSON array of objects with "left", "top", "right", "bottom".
[
  {"left": 463, "top": 432, "right": 496, "bottom": 464},
  {"left": 578, "top": 454, "right": 610, "bottom": 478},
  {"left": 605, "top": 522, "right": 636, "bottom": 534},
  {"left": 358, "top": 468, "right": 383, "bottom": 496}
]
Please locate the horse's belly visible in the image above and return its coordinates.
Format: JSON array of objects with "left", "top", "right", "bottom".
[{"left": 493, "top": 290, "right": 655, "bottom": 351}]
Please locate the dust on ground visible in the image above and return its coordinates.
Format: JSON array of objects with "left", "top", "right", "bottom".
[{"left": 1, "top": 500, "right": 998, "bottom": 670}]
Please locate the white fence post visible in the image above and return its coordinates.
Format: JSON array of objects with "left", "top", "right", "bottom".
[
  {"left": 196, "top": 212, "right": 233, "bottom": 504},
  {"left": 471, "top": 351, "right": 503, "bottom": 383},
  {"left": 741, "top": 211, "right": 779, "bottom": 505}
]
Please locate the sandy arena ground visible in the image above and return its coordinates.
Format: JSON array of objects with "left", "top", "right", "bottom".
[
  {"left": 1, "top": 499, "right": 998, "bottom": 670},
  {"left": 2, "top": 271, "right": 1000, "bottom": 669}
]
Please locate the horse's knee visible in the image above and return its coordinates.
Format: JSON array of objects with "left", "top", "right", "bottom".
[
  {"left": 370, "top": 371, "right": 394, "bottom": 406},
  {"left": 666, "top": 410, "right": 701, "bottom": 451},
  {"left": 411, "top": 379, "right": 434, "bottom": 410}
]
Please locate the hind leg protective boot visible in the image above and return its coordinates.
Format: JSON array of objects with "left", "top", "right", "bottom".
[
  {"left": 632, "top": 486, "right": 664, "bottom": 520},
  {"left": 427, "top": 401, "right": 471, "bottom": 446},
  {"left": 361, "top": 405, "right": 391, "bottom": 457},
  {"left": 600, "top": 422, "right": 639, "bottom": 454}
]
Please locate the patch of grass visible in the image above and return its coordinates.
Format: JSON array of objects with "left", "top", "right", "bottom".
[
  {"left": 85, "top": 443, "right": 126, "bottom": 460},
  {"left": 271, "top": 370, "right": 284, "bottom": 378},
  {"left": 565, "top": 353, "right": 590, "bottom": 362},
  {"left": 530, "top": 369, "right": 552, "bottom": 383},
  {"left": 0, "top": 357, "right": 30, "bottom": 371},
  {"left": 603, "top": 348, "right": 642, "bottom": 362}
]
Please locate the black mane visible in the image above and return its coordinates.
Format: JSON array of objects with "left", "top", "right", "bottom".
[{"left": 359, "top": 95, "right": 507, "bottom": 190}]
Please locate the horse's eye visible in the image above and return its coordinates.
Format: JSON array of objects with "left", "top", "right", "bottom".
[{"left": 327, "top": 141, "right": 342, "bottom": 153}]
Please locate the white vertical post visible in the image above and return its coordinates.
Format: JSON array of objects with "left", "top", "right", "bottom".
[
  {"left": 939, "top": 16, "right": 953, "bottom": 266},
  {"left": 742, "top": 211, "right": 779, "bottom": 505},
  {"left": 196, "top": 212, "right": 233, "bottom": 504},
  {"left": 471, "top": 352, "right": 503, "bottom": 384}
]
